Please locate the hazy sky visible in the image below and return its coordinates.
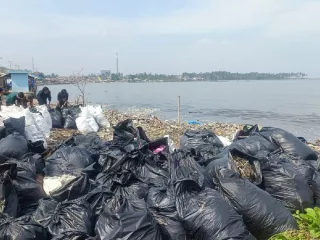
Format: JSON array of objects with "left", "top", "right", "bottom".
[{"left": 0, "top": 0, "right": 320, "bottom": 76}]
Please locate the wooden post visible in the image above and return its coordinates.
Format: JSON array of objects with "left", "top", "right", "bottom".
[{"left": 178, "top": 96, "right": 181, "bottom": 127}]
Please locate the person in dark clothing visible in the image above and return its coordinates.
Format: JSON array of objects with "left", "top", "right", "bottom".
[
  {"left": 57, "top": 89, "right": 69, "bottom": 108},
  {"left": 37, "top": 86, "right": 51, "bottom": 106},
  {"left": 0, "top": 88, "right": 3, "bottom": 111}
]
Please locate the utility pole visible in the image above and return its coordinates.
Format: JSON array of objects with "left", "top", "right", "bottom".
[
  {"left": 116, "top": 52, "right": 119, "bottom": 75},
  {"left": 8, "top": 61, "right": 12, "bottom": 70},
  {"left": 32, "top": 57, "right": 34, "bottom": 73}
]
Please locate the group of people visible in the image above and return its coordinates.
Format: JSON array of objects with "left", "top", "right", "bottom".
[{"left": 0, "top": 86, "right": 69, "bottom": 110}]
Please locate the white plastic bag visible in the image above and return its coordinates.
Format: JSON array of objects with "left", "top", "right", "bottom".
[
  {"left": 84, "top": 105, "right": 110, "bottom": 128},
  {"left": 164, "top": 135, "right": 176, "bottom": 153},
  {"left": 35, "top": 105, "right": 52, "bottom": 138},
  {"left": 24, "top": 109, "right": 49, "bottom": 148},
  {"left": 76, "top": 108, "right": 99, "bottom": 133},
  {"left": 217, "top": 136, "right": 232, "bottom": 147}
]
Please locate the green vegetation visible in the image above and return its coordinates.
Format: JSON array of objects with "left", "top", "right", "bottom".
[
  {"left": 126, "top": 71, "right": 307, "bottom": 82},
  {"left": 270, "top": 207, "right": 320, "bottom": 240},
  {"left": 127, "top": 72, "right": 179, "bottom": 81}
]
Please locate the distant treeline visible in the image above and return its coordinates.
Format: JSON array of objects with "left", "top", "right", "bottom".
[
  {"left": 126, "top": 71, "right": 307, "bottom": 81},
  {"left": 181, "top": 71, "right": 307, "bottom": 80}
]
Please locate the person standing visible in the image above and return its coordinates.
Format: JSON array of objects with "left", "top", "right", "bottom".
[
  {"left": 6, "top": 92, "right": 25, "bottom": 107},
  {"left": 37, "top": 86, "right": 51, "bottom": 106},
  {"left": 57, "top": 89, "right": 69, "bottom": 108}
]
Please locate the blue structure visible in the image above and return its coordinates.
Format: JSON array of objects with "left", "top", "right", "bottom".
[{"left": 8, "top": 70, "right": 30, "bottom": 92}]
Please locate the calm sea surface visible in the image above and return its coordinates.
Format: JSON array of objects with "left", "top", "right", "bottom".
[{"left": 39, "top": 80, "right": 320, "bottom": 141}]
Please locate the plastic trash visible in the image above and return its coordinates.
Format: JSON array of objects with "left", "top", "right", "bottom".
[
  {"left": 49, "top": 109, "right": 63, "bottom": 128},
  {"left": 3, "top": 117, "right": 25, "bottom": 135},
  {"left": 176, "top": 187, "right": 255, "bottom": 240},
  {"left": 213, "top": 167, "right": 298, "bottom": 240},
  {"left": 95, "top": 199, "right": 163, "bottom": 240},
  {"left": 50, "top": 174, "right": 93, "bottom": 202},
  {"left": 87, "top": 105, "right": 110, "bottom": 128},
  {"left": 35, "top": 105, "right": 52, "bottom": 135},
  {"left": 229, "top": 133, "right": 278, "bottom": 157},
  {"left": 24, "top": 108, "right": 50, "bottom": 148},
  {"left": 187, "top": 120, "right": 200, "bottom": 125},
  {"left": 259, "top": 127, "right": 318, "bottom": 160},
  {"left": 260, "top": 154, "right": 314, "bottom": 212},
  {"left": 147, "top": 186, "right": 190, "bottom": 240},
  {"left": 45, "top": 146, "right": 94, "bottom": 177},
  {"left": 0, "top": 214, "right": 48, "bottom": 240},
  {"left": 0, "top": 133, "right": 28, "bottom": 159},
  {"left": 33, "top": 198, "right": 94, "bottom": 236},
  {"left": 52, "top": 231, "right": 93, "bottom": 240},
  {"left": 217, "top": 135, "right": 232, "bottom": 147},
  {"left": 10, "top": 158, "right": 47, "bottom": 216},
  {"left": 180, "top": 129, "right": 224, "bottom": 166},
  {"left": 164, "top": 135, "right": 176, "bottom": 153},
  {"left": 43, "top": 175, "right": 77, "bottom": 196},
  {"left": 85, "top": 184, "right": 114, "bottom": 216},
  {"left": 76, "top": 111, "right": 99, "bottom": 133},
  {"left": 0, "top": 163, "right": 18, "bottom": 217},
  {"left": 64, "top": 115, "right": 77, "bottom": 129}
]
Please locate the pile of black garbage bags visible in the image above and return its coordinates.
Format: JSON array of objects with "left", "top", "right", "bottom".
[
  {"left": 49, "top": 106, "right": 81, "bottom": 129},
  {"left": 1, "top": 119, "right": 320, "bottom": 240}
]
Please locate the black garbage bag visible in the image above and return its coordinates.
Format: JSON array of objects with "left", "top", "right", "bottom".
[
  {"left": 61, "top": 108, "right": 70, "bottom": 120},
  {"left": 4, "top": 117, "right": 25, "bottom": 135},
  {"left": 64, "top": 115, "right": 77, "bottom": 129},
  {"left": 0, "top": 213, "right": 48, "bottom": 240},
  {"left": 0, "top": 133, "right": 28, "bottom": 159},
  {"left": 180, "top": 129, "right": 224, "bottom": 165},
  {"left": 85, "top": 184, "right": 114, "bottom": 216},
  {"left": 72, "top": 133, "right": 102, "bottom": 157},
  {"left": 206, "top": 150, "right": 239, "bottom": 187},
  {"left": 49, "top": 109, "right": 63, "bottom": 128},
  {"left": 8, "top": 153, "right": 37, "bottom": 179},
  {"left": 52, "top": 231, "right": 93, "bottom": 240},
  {"left": 281, "top": 153, "right": 315, "bottom": 184},
  {"left": 213, "top": 167, "right": 298, "bottom": 240},
  {"left": 175, "top": 186, "right": 255, "bottom": 240},
  {"left": 147, "top": 185, "right": 190, "bottom": 240},
  {"left": 113, "top": 180, "right": 149, "bottom": 201},
  {"left": 113, "top": 119, "right": 149, "bottom": 149},
  {"left": 28, "top": 140, "right": 47, "bottom": 154},
  {"left": 311, "top": 172, "right": 320, "bottom": 207},
  {"left": 95, "top": 199, "right": 163, "bottom": 240},
  {"left": 9, "top": 156, "right": 46, "bottom": 216},
  {"left": 0, "top": 126, "right": 9, "bottom": 140},
  {"left": 50, "top": 173, "right": 94, "bottom": 202},
  {"left": 33, "top": 198, "right": 94, "bottom": 236},
  {"left": 208, "top": 149, "right": 263, "bottom": 186},
  {"left": 68, "top": 105, "right": 82, "bottom": 118},
  {"left": 234, "top": 124, "right": 260, "bottom": 140},
  {"left": 172, "top": 150, "right": 205, "bottom": 189},
  {"left": 132, "top": 144, "right": 170, "bottom": 187},
  {"left": 0, "top": 163, "right": 18, "bottom": 217},
  {"left": 229, "top": 133, "right": 278, "bottom": 156},
  {"left": 260, "top": 154, "right": 314, "bottom": 212},
  {"left": 45, "top": 146, "right": 94, "bottom": 177},
  {"left": 259, "top": 127, "right": 318, "bottom": 160}
]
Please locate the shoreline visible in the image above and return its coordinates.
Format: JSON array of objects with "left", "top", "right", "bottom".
[
  {"left": 47, "top": 108, "right": 320, "bottom": 153},
  {"left": 38, "top": 78, "right": 313, "bottom": 86}
]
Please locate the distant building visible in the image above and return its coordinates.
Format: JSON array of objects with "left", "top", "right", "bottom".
[
  {"left": 0, "top": 70, "right": 37, "bottom": 93},
  {"left": 100, "top": 70, "right": 111, "bottom": 78},
  {"left": 0, "top": 67, "right": 8, "bottom": 74}
]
